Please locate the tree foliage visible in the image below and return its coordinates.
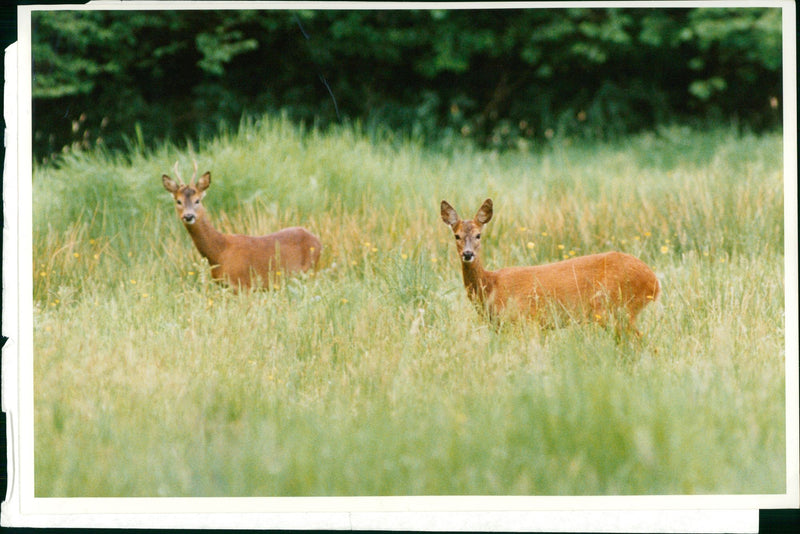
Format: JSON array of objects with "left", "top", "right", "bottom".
[{"left": 31, "top": 7, "right": 783, "bottom": 160}]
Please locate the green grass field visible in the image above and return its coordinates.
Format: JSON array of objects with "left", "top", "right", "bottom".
[{"left": 33, "top": 116, "right": 786, "bottom": 497}]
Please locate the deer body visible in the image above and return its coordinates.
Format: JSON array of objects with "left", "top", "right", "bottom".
[
  {"left": 441, "top": 199, "right": 660, "bottom": 331},
  {"left": 163, "top": 162, "right": 321, "bottom": 290}
]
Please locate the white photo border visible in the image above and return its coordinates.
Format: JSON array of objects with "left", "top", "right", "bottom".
[{"left": 3, "top": 1, "right": 798, "bottom": 530}]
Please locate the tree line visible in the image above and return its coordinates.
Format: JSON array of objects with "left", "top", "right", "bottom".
[{"left": 31, "top": 6, "right": 783, "bottom": 160}]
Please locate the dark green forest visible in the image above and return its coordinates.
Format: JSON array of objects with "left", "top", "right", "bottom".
[{"left": 31, "top": 6, "right": 783, "bottom": 161}]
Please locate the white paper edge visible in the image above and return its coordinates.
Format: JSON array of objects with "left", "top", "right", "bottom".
[{"left": 2, "top": 0, "right": 797, "bottom": 530}]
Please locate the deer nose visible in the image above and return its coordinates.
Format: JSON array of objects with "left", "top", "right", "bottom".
[
  {"left": 182, "top": 213, "right": 196, "bottom": 224},
  {"left": 462, "top": 250, "right": 475, "bottom": 262}
]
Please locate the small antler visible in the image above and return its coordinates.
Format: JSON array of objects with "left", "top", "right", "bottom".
[
  {"left": 190, "top": 159, "right": 198, "bottom": 186},
  {"left": 172, "top": 161, "right": 185, "bottom": 185}
]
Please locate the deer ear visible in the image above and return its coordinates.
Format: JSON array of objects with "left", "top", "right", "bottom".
[
  {"left": 440, "top": 200, "right": 459, "bottom": 227},
  {"left": 196, "top": 172, "right": 211, "bottom": 192},
  {"left": 162, "top": 174, "right": 179, "bottom": 193},
  {"left": 475, "top": 198, "right": 493, "bottom": 224}
]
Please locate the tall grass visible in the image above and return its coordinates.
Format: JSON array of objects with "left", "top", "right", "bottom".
[{"left": 33, "top": 116, "right": 785, "bottom": 497}]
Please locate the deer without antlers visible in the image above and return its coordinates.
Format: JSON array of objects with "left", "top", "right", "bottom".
[
  {"left": 162, "top": 161, "right": 321, "bottom": 290},
  {"left": 440, "top": 198, "right": 660, "bottom": 333}
]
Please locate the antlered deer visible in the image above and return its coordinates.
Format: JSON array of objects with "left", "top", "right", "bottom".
[
  {"left": 440, "top": 198, "right": 660, "bottom": 333},
  {"left": 162, "top": 161, "right": 321, "bottom": 290}
]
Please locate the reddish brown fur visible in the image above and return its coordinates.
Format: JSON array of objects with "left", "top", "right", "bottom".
[
  {"left": 441, "top": 199, "right": 660, "bottom": 332},
  {"left": 162, "top": 165, "right": 321, "bottom": 290}
]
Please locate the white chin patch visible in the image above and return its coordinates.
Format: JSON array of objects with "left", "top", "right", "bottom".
[{"left": 462, "top": 257, "right": 475, "bottom": 263}]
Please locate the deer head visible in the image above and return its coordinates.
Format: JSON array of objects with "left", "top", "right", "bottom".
[
  {"left": 440, "top": 198, "right": 493, "bottom": 263},
  {"left": 162, "top": 160, "right": 211, "bottom": 225}
]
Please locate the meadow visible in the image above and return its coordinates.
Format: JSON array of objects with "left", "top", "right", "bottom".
[{"left": 33, "top": 116, "right": 786, "bottom": 497}]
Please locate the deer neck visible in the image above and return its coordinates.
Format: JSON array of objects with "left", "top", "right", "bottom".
[
  {"left": 184, "top": 213, "right": 228, "bottom": 266},
  {"left": 461, "top": 257, "right": 493, "bottom": 304}
]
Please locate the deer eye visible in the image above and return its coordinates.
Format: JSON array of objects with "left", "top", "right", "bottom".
[
  {"left": 194, "top": 199, "right": 200, "bottom": 205},
  {"left": 454, "top": 234, "right": 461, "bottom": 240},
  {"left": 476, "top": 234, "right": 481, "bottom": 239},
  {"left": 176, "top": 199, "right": 182, "bottom": 206}
]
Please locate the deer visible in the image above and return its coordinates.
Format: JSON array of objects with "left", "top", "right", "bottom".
[
  {"left": 162, "top": 161, "right": 322, "bottom": 291},
  {"left": 440, "top": 198, "right": 660, "bottom": 335}
]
